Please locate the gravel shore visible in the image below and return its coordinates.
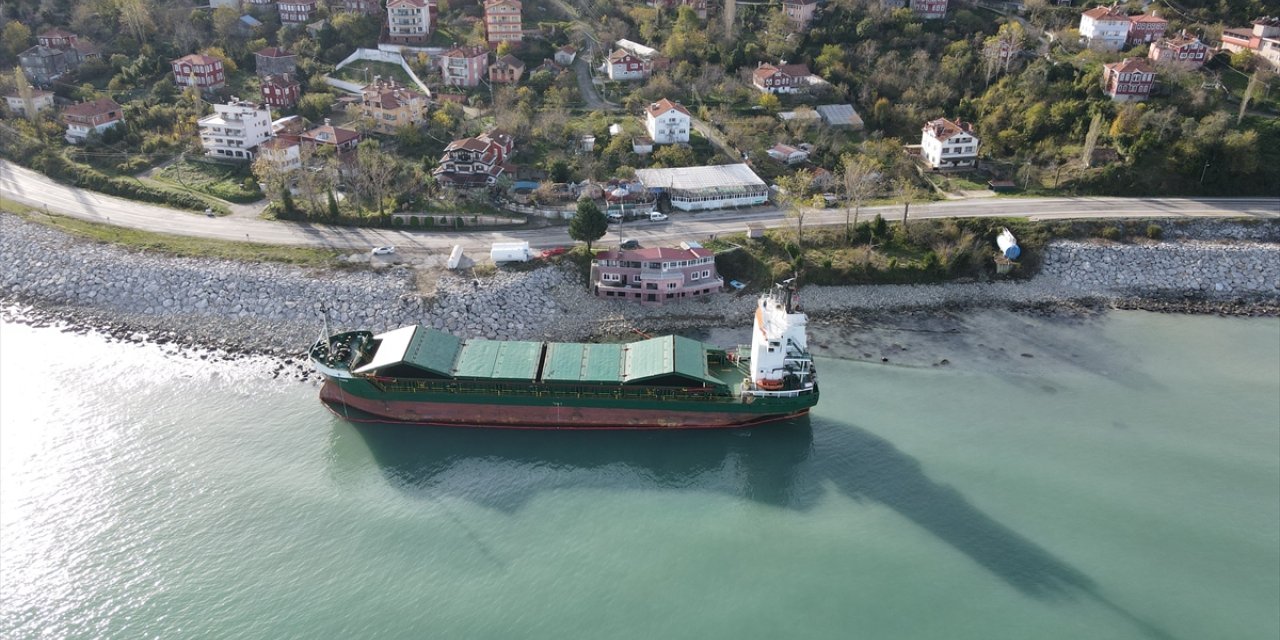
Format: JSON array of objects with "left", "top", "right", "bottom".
[{"left": 2, "top": 214, "right": 1277, "bottom": 370}]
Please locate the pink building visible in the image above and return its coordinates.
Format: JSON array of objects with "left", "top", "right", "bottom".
[
  {"left": 484, "top": 0, "right": 523, "bottom": 46},
  {"left": 591, "top": 246, "right": 723, "bottom": 305},
  {"left": 171, "top": 53, "right": 226, "bottom": 91},
  {"left": 439, "top": 45, "right": 489, "bottom": 87},
  {"left": 1148, "top": 33, "right": 1210, "bottom": 68},
  {"left": 1127, "top": 13, "right": 1168, "bottom": 46},
  {"left": 260, "top": 74, "right": 301, "bottom": 108},
  {"left": 1103, "top": 57, "right": 1156, "bottom": 102}
]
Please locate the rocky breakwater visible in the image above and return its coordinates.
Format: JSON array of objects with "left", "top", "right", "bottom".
[{"left": 1040, "top": 240, "right": 1280, "bottom": 299}]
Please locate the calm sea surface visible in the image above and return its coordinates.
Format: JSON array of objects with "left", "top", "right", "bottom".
[{"left": 2, "top": 310, "right": 1277, "bottom": 640}]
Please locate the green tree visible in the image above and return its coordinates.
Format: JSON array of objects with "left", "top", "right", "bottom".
[
  {"left": 569, "top": 198, "right": 608, "bottom": 252},
  {"left": 328, "top": 189, "right": 340, "bottom": 217},
  {"left": 3, "top": 22, "right": 32, "bottom": 59}
]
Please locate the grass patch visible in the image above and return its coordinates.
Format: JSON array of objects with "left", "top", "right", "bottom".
[
  {"left": 5, "top": 204, "right": 343, "bottom": 268},
  {"left": 154, "top": 158, "right": 263, "bottom": 203},
  {"left": 331, "top": 60, "right": 420, "bottom": 88}
]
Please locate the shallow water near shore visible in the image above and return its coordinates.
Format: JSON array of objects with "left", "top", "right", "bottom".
[{"left": 2, "top": 309, "right": 1278, "bottom": 639}]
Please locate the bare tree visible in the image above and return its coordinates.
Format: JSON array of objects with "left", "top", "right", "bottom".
[
  {"left": 1238, "top": 69, "right": 1266, "bottom": 125},
  {"left": 1081, "top": 112, "right": 1102, "bottom": 167},
  {"left": 776, "top": 170, "right": 817, "bottom": 252},
  {"left": 251, "top": 153, "right": 295, "bottom": 201},
  {"left": 352, "top": 139, "right": 401, "bottom": 215},
  {"left": 840, "top": 154, "right": 879, "bottom": 242},
  {"left": 894, "top": 178, "right": 923, "bottom": 232},
  {"left": 12, "top": 67, "right": 38, "bottom": 124},
  {"left": 116, "top": 0, "right": 155, "bottom": 43}
]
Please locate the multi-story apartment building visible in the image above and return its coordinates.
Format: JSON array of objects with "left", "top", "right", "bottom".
[
  {"left": 782, "top": 0, "right": 818, "bottom": 29},
  {"left": 590, "top": 246, "right": 723, "bottom": 305},
  {"left": 37, "top": 28, "right": 98, "bottom": 63},
  {"left": 359, "top": 79, "right": 428, "bottom": 133},
  {"left": 278, "top": 0, "right": 317, "bottom": 25},
  {"left": 171, "top": 53, "right": 226, "bottom": 91},
  {"left": 644, "top": 99, "right": 691, "bottom": 144},
  {"left": 386, "top": 0, "right": 433, "bottom": 45},
  {"left": 1103, "top": 57, "right": 1156, "bottom": 101},
  {"left": 921, "top": 117, "right": 980, "bottom": 170},
  {"left": 484, "top": 0, "right": 523, "bottom": 45},
  {"left": 62, "top": 98, "right": 124, "bottom": 144},
  {"left": 260, "top": 74, "right": 301, "bottom": 108},
  {"left": 438, "top": 46, "right": 488, "bottom": 87},
  {"left": 1222, "top": 17, "right": 1280, "bottom": 70},
  {"left": 1079, "top": 5, "right": 1130, "bottom": 51},
  {"left": 198, "top": 99, "right": 273, "bottom": 160}
]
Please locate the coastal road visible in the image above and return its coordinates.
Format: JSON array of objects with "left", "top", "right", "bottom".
[{"left": 2, "top": 159, "right": 1276, "bottom": 257}]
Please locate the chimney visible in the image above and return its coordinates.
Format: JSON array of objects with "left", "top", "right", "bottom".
[{"left": 324, "top": 118, "right": 331, "bottom": 126}]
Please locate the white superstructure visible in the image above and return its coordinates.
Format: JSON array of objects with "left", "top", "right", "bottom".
[{"left": 746, "top": 282, "right": 815, "bottom": 397}]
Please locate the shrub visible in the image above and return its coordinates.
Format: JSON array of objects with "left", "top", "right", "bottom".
[
  {"left": 1146, "top": 224, "right": 1163, "bottom": 239},
  {"left": 1100, "top": 226, "right": 1123, "bottom": 241},
  {"left": 392, "top": 217, "right": 404, "bottom": 226}
]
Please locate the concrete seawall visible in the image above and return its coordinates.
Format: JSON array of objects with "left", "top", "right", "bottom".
[{"left": 2, "top": 214, "right": 1277, "bottom": 354}]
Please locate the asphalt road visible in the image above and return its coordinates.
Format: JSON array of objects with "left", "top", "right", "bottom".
[{"left": 2, "top": 159, "right": 1276, "bottom": 257}]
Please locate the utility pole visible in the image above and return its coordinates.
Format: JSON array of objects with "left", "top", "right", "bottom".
[{"left": 1199, "top": 160, "right": 1211, "bottom": 185}]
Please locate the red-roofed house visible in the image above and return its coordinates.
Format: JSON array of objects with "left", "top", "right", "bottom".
[
  {"left": 1079, "top": 5, "right": 1130, "bottom": 51},
  {"left": 301, "top": 119, "right": 363, "bottom": 158},
  {"left": 359, "top": 79, "right": 428, "bottom": 133},
  {"left": 1148, "top": 33, "right": 1210, "bottom": 68},
  {"left": 767, "top": 143, "right": 809, "bottom": 164},
  {"left": 752, "top": 62, "right": 814, "bottom": 94},
  {"left": 1103, "top": 57, "right": 1156, "bottom": 101},
  {"left": 258, "top": 137, "right": 303, "bottom": 171},
  {"left": 591, "top": 245, "right": 722, "bottom": 305},
  {"left": 432, "top": 130, "right": 515, "bottom": 188},
  {"left": 921, "top": 117, "right": 979, "bottom": 169},
  {"left": 645, "top": 99, "right": 691, "bottom": 144},
  {"left": 62, "top": 98, "right": 124, "bottom": 144},
  {"left": 554, "top": 45, "right": 577, "bottom": 66},
  {"left": 439, "top": 46, "right": 489, "bottom": 87},
  {"left": 261, "top": 74, "right": 301, "bottom": 108},
  {"left": 606, "top": 49, "right": 650, "bottom": 81},
  {"left": 1127, "top": 13, "right": 1168, "bottom": 45},
  {"left": 172, "top": 53, "right": 226, "bottom": 91}
]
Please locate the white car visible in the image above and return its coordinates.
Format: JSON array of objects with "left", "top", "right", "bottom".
[
  {"left": 649, "top": 212, "right": 668, "bottom": 222},
  {"left": 371, "top": 246, "right": 396, "bottom": 256}
]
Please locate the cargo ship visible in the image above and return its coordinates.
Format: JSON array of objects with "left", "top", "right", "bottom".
[{"left": 310, "top": 282, "right": 818, "bottom": 429}]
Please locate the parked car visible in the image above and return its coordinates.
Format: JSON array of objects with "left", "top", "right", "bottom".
[
  {"left": 371, "top": 246, "right": 396, "bottom": 256},
  {"left": 607, "top": 212, "right": 624, "bottom": 223},
  {"left": 648, "top": 212, "right": 668, "bottom": 222},
  {"left": 540, "top": 246, "right": 568, "bottom": 258},
  {"left": 620, "top": 238, "right": 640, "bottom": 249}
]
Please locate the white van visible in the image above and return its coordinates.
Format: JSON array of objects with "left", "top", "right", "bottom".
[{"left": 649, "top": 212, "right": 668, "bottom": 222}]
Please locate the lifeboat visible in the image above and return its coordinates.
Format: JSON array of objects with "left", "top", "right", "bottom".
[{"left": 757, "top": 378, "right": 785, "bottom": 391}]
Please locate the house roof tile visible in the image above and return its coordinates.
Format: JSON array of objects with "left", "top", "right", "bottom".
[{"left": 646, "top": 98, "right": 690, "bottom": 118}]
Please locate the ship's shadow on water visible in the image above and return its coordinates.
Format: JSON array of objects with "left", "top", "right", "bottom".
[{"left": 335, "top": 416, "right": 1175, "bottom": 640}]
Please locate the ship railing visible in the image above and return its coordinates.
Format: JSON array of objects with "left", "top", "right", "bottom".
[
  {"left": 366, "top": 378, "right": 731, "bottom": 402},
  {"left": 743, "top": 385, "right": 815, "bottom": 399}
]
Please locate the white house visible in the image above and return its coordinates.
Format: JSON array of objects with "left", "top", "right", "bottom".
[
  {"left": 4, "top": 89, "right": 55, "bottom": 116},
  {"left": 921, "top": 117, "right": 979, "bottom": 170},
  {"left": 258, "top": 137, "right": 302, "bottom": 171},
  {"left": 1079, "top": 5, "right": 1131, "bottom": 51},
  {"left": 767, "top": 143, "right": 809, "bottom": 165},
  {"left": 606, "top": 49, "right": 650, "bottom": 81},
  {"left": 644, "top": 98, "right": 691, "bottom": 144},
  {"left": 198, "top": 98, "right": 274, "bottom": 161}
]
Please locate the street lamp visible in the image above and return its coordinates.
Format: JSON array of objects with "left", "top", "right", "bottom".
[{"left": 1199, "top": 160, "right": 1211, "bottom": 185}]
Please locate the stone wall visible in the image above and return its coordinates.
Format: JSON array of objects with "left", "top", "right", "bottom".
[{"left": 1041, "top": 241, "right": 1280, "bottom": 296}]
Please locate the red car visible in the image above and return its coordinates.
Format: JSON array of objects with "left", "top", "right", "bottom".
[{"left": 540, "top": 247, "right": 568, "bottom": 258}]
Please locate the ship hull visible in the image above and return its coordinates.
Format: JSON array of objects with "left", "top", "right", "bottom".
[{"left": 319, "top": 380, "right": 811, "bottom": 430}]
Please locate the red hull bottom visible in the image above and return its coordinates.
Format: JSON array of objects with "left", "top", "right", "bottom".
[{"left": 320, "top": 382, "right": 808, "bottom": 430}]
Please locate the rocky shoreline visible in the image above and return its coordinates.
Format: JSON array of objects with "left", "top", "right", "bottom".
[{"left": 2, "top": 213, "right": 1277, "bottom": 380}]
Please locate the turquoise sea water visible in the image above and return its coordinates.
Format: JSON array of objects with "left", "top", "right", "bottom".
[{"left": 1, "top": 310, "right": 1277, "bottom": 639}]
